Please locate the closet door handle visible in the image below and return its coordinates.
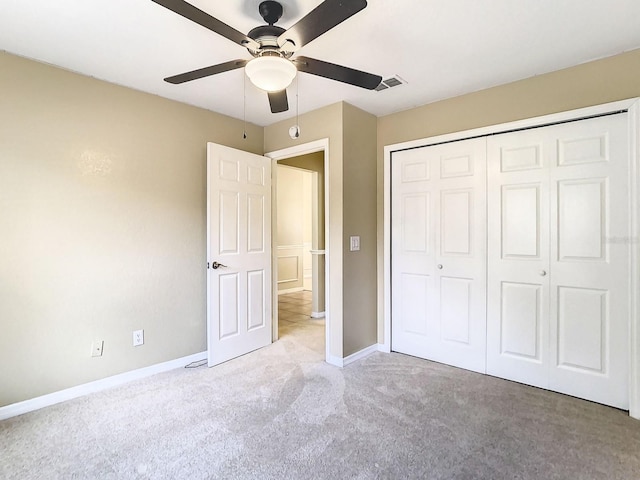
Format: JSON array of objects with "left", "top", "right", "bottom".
[
  {"left": 437, "top": 264, "right": 443, "bottom": 270},
  {"left": 212, "top": 262, "right": 228, "bottom": 270},
  {"left": 539, "top": 270, "right": 547, "bottom": 276}
]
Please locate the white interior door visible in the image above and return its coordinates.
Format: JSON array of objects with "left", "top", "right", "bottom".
[
  {"left": 391, "top": 138, "right": 487, "bottom": 373},
  {"left": 207, "top": 143, "right": 272, "bottom": 367},
  {"left": 486, "top": 128, "right": 551, "bottom": 389},
  {"left": 487, "top": 114, "right": 630, "bottom": 409},
  {"left": 547, "top": 115, "right": 629, "bottom": 408}
]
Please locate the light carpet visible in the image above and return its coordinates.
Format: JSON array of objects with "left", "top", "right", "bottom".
[{"left": 1, "top": 293, "right": 640, "bottom": 479}]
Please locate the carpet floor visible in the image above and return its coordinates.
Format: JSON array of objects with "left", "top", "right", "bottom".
[{"left": 1, "top": 291, "right": 639, "bottom": 479}]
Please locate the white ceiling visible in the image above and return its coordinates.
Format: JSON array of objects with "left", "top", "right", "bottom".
[{"left": 1, "top": 0, "right": 640, "bottom": 126}]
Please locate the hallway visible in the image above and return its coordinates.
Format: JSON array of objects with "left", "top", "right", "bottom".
[{"left": 278, "top": 291, "right": 325, "bottom": 354}]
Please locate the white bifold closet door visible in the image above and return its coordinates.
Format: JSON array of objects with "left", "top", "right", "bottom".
[
  {"left": 487, "top": 114, "right": 630, "bottom": 409},
  {"left": 391, "top": 138, "right": 487, "bottom": 373}
]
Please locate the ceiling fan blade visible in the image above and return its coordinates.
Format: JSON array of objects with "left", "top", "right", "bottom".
[
  {"left": 268, "top": 90, "right": 289, "bottom": 113},
  {"left": 294, "top": 56, "right": 381, "bottom": 90},
  {"left": 164, "top": 60, "right": 247, "bottom": 84},
  {"left": 151, "top": 0, "right": 260, "bottom": 50},
  {"left": 277, "top": 0, "right": 367, "bottom": 51}
]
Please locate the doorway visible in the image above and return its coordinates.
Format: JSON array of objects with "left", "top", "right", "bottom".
[
  {"left": 266, "top": 139, "right": 331, "bottom": 363},
  {"left": 275, "top": 157, "right": 325, "bottom": 345}
]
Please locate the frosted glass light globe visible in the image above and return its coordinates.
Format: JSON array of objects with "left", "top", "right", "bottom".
[{"left": 246, "top": 56, "right": 297, "bottom": 92}]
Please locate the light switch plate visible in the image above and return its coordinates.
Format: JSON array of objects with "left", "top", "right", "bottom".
[{"left": 350, "top": 236, "right": 360, "bottom": 251}]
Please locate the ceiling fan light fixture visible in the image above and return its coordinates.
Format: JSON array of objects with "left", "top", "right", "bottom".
[{"left": 246, "top": 56, "right": 297, "bottom": 92}]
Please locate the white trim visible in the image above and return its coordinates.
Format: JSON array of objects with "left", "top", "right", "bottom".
[
  {"left": 276, "top": 253, "right": 300, "bottom": 284},
  {"left": 310, "top": 249, "right": 326, "bottom": 255},
  {"left": 629, "top": 101, "right": 640, "bottom": 420},
  {"left": 0, "top": 351, "right": 207, "bottom": 421},
  {"left": 328, "top": 344, "right": 381, "bottom": 368},
  {"left": 378, "top": 342, "right": 391, "bottom": 353},
  {"left": 277, "top": 244, "right": 305, "bottom": 250},
  {"left": 266, "top": 138, "right": 329, "bottom": 162},
  {"left": 278, "top": 286, "right": 304, "bottom": 295},
  {"left": 311, "top": 311, "right": 325, "bottom": 319},
  {"left": 266, "top": 139, "right": 331, "bottom": 363},
  {"left": 343, "top": 344, "right": 380, "bottom": 366},
  {"left": 327, "top": 354, "right": 344, "bottom": 367},
  {"left": 383, "top": 98, "right": 640, "bottom": 418}
]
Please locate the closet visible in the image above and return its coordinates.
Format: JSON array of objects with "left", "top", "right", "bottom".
[
  {"left": 391, "top": 137, "right": 487, "bottom": 374},
  {"left": 390, "top": 112, "right": 631, "bottom": 409},
  {"left": 486, "top": 114, "right": 629, "bottom": 409}
]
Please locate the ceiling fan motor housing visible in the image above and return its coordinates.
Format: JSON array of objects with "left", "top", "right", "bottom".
[{"left": 247, "top": 24, "right": 288, "bottom": 56}]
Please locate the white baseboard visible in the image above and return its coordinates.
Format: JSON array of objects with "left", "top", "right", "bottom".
[
  {"left": 326, "top": 354, "right": 344, "bottom": 367},
  {"left": 310, "top": 311, "right": 325, "bottom": 319},
  {"left": 325, "top": 344, "right": 383, "bottom": 368},
  {"left": 343, "top": 344, "right": 381, "bottom": 366},
  {"left": 378, "top": 342, "right": 391, "bottom": 353},
  {"left": 0, "top": 351, "right": 207, "bottom": 421}
]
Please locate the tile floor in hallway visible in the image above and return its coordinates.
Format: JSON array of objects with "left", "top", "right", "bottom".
[{"left": 277, "top": 290, "right": 325, "bottom": 354}]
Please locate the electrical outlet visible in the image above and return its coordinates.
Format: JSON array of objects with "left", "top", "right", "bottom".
[
  {"left": 133, "top": 329, "right": 144, "bottom": 347},
  {"left": 91, "top": 340, "right": 104, "bottom": 357}
]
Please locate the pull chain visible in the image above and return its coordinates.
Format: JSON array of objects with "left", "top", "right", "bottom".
[
  {"left": 289, "top": 74, "right": 301, "bottom": 139},
  {"left": 243, "top": 72, "right": 247, "bottom": 139},
  {"left": 296, "top": 74, "right": 299, "bottom": 128}
]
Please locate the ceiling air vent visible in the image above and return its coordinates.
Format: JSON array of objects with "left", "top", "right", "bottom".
[{"left": 375, "top": 75, "right": 407, "bottom": 92}]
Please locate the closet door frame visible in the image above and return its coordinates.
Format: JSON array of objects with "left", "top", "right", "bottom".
[{"left": 383, "top": 98, "right": 640, "bottom": 420}]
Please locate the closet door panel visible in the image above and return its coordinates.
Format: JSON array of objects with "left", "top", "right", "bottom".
[
  {"left": 440, "top": 189, "right": 472, "bottom": 256},
  {"left": 391, "top": 149, "right": 437, "bottom": 359},
  {"left": 435, "top": 139, "right": 487, "bottom": 372},
  {"left": 501, "top": 183, "right": 541, "bottom": 259},
  {"left": 440, "top": 276, "right": 472, "bottom": 344},
  {"left": 392, "top": 138, "right": 486, "bottom": 373},
  {"left": 500, "top": 281, "right": 543, "bottom": 361},
  {"left": 487, "top": 130, "right": 551, "bottom": 389},
  {"left": 548, "top": 115, "right": 629, "bottom": 409},
  {"left": 488, "top": 113, "right": 630, "bottom": 409}
]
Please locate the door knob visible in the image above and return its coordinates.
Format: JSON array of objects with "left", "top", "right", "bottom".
[
  {"left": 212, "top": 262, "right": 227, "bottom": 269},
  {"left": 437, "top": 264, "right": 443, "bottom": 269},
  {"left": 539, "top": 270, "right": 547, "bottom": 276}
]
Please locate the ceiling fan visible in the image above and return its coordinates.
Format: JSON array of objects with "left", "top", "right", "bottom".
[{"left": 151, "top": 0, "right": 382, "bottom": 113}]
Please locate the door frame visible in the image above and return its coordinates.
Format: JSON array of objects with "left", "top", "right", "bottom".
[
  {"left": 265, "top": 138, "right": 331, "bottom": 364},
  {"left": 383, "top": 98, "right": 640, "bottom": 419}
]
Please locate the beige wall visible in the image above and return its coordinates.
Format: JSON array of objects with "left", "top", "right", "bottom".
[
  {"left": 265, "top": 102, "right": 378, "bottom": 358},
  {"left": 0, "top": 52, "right": 263, "bottom": 406},
  {"left": 7, "top": 44, "right": 640, "bottom": 407},
  {"left": 279, "top": 152, "right": 326, "bottom": 308},
  {"left": 279, "top": 152, "right": 325, "bottom": 249},
  {"left": 376, "top": 48, "right": 640, "bottom": 343},
  {"left": 276, "top": 165, "right": 312, "bottom": 292},
  {"left": 265, "top": 103, "right": 344, "bottom": 358},
  {"left": 342, "top": 104, "right": 378, "bottom": 356}
]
